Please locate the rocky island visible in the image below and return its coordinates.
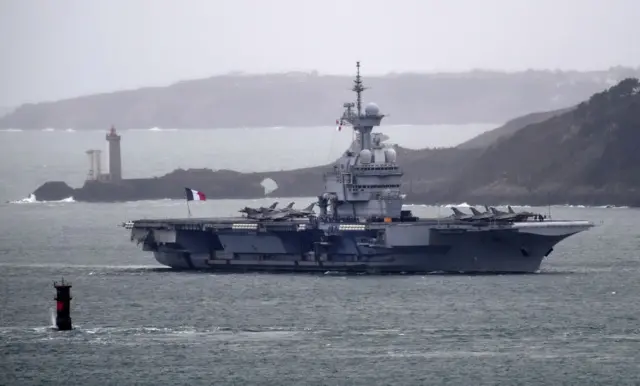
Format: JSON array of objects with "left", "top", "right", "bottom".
[{"left": 31, "top": 78, "right": 640, "bottom": 207}]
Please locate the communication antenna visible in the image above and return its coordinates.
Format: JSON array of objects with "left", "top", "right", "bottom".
[{"left": 352, "top": 61, "right": 367, "bottom": 117}]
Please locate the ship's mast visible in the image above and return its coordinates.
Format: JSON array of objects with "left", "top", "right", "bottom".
[
  {"left": 353, "top": 61, "right": 366, "bottom": 117},
  {"left": 340, "top": 62, "right": 383, "bottom": 152}
]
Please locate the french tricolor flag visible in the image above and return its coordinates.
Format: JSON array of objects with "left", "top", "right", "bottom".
[{"left": 185, "top": 187, "right": 206, "bottom": 201}]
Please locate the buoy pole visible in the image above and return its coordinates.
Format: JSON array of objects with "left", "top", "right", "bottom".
[{"left": 53, "top": 278, "right": 73, "bottom": 331}]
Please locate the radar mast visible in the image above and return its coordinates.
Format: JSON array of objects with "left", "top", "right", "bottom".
[
  {"left": 340, "top": 62, "right": 384, "bottom": 151},
  {"left": 352, "top": 61, "right": 366, "bottom": 117}
]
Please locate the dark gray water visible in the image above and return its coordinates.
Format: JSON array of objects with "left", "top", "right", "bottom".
[
  {"left": 1, "top": 201, "right": 639, "bottom": 385},
  {"left": 2, "top": 128, "right": 639, "bottom": 384}
]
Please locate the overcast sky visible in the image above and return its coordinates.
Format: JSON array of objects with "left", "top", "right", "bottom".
[{"left": 1, "top": 0, "right": 638, "bottom": 107}]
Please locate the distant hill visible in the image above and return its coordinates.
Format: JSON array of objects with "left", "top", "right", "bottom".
[
  {"left": 457, "top": 107, "right": 573, "bottom": 149},
  {"left": 2, "top": 67, "right": 640, "bottom": 130},
  {"left": 28, "top": 78, "right": 640, "bottom": 207},
  {"left": 412, "top": 78, "right": 640, "bottom": 206},
  {"left": 0, "top": 106, "right": 12, "bottom": 118}
]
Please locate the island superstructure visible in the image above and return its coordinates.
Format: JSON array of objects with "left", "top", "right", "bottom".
[{"left": 122, "top": 62, "right": 594, "bottom": 274}]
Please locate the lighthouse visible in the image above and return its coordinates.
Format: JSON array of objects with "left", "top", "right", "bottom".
[{"left": 106, "top": 126, "right": 122, "bottom": 181}]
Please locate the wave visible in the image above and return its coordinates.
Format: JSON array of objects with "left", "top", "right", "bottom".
[
  {"left": 148, "top": 127, "right": 175, "bottom": 132},
  {"left": 0, "top": 324, "right": 303, "bottom": 345},
  {"left": 148, "top": 127, "right": 178, "bottom": 132},
  {"left": 8, "top": 194, "right": 75, "bottom": 204}
]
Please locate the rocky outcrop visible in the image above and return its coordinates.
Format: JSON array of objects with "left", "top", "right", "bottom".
[{"left": 33, "top": 181, "right": 76, "bottom": 201}]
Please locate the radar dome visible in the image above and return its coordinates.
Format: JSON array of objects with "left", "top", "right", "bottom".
[
  {"left": 359, "top": 149, "right": 372, "bottom": 164},
  {"left": 384, "top": 148, "right": 397, "bottom": 163},
  {"left": 365, "top": 103, "right": 380, "bottom": 116}
]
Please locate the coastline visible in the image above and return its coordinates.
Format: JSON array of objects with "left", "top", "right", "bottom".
[{"left": 28, "top": 172, "right": 640, "bottom": 207}]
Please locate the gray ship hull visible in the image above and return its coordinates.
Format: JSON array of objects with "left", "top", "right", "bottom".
[{"left": 126, "top": 217, "right": 592, "bottom": 274}]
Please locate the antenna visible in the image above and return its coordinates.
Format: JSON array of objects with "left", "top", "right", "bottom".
[
  {"left": 352, "top": 61, "right": 366, "bottom": 117},
  {"left": 338, "top": 62, "right": 382, "bottom": 152}
]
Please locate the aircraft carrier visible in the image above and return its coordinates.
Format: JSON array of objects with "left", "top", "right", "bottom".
[{"left": 122, "top": 62, "right": 595, "bottom": 274}]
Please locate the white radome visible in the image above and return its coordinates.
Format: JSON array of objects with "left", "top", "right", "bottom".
[{"left": 364, "top": 102, "right": 380, "bottom": 116}]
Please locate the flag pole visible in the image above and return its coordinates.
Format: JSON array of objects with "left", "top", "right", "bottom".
[{"left": 185, "top": 187, "right": 192, "bottom": 218}]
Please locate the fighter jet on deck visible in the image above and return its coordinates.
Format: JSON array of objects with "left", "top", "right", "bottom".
[
  {"left": 450, "top": 207, "right": 475, "bottom": 221},
  {"left": 450, "top": 206, "right": 499, "bottom": 222},
  {"left": 489, "top": 206, "right": 539, "bottom": 222},
  {"left": 239, "top": 202, "right": 311, "bottom": 221},
  {"left": 238, "top": 201, "right": 284, "bottom": 216},
  {"left": 278, "top": 202, "right": 316, "bottom": 218},
  {"left": 468, "top": 207, "right": 495, "bottom": 221},
  {"left": 259, "top": 201, "right": 281, "bottom": 212}
]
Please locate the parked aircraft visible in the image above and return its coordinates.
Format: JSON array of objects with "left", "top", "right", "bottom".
[
  {"left": 239, "top": 202, "right": 314, "bottom": 221},
  {"left": 279, "top": 202, "right": 316, "bottom": 218},
  {"left": 450, "top": 207, "right": 476, "bottom": 221},
  {"left": 238, "top": 201, "right": 286, "bottom": 216},
  {"left": 468, "top": 207, "right": 496, "bottom": 221},
  {"left": 489, "top": 206, "right": 540, "bottom": 222}
]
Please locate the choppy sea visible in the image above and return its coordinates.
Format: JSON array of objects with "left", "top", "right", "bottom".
[{"left": 1, "top": 125, "right": 639, "bottom": 385}]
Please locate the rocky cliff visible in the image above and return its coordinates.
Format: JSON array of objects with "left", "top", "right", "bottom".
[
  {"left": 4, "top": 67, "right": 640, "bottom": 129},
  {"left": 456, "top": 108, "right": 573, "bottom": 149},
  {"left": 411, "top": 78, "right": 640, "bottom": 206}
]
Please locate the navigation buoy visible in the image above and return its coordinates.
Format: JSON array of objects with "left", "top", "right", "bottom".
[{"left": 53, "top": 278, "right": 73, "bottom": 331}]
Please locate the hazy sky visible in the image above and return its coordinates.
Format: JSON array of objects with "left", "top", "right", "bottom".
[{"left": 1, "top": 0, "right": 638, "bottom": 107}]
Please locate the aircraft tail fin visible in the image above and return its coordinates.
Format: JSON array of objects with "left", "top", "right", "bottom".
[
  {"left": 451, "top": 207, "right": 466, "bottom": 216},
  {"left": 469, "top": 207, "right": 482, "bottom": 216},
  {"left": 269, "top": 202, "right": 278, "bottom": 209},
  {"left": 304, "top": 202, "right": 315, "bottom": 211},
  {"left": 286, "top": 202, "right": 295, "bottom": 209},
  {"left": 508, "top": 205, "right": 515, "bottom": 214}
]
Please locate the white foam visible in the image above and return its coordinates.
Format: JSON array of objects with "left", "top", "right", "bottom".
[
  {"left": 148, "top": 127, "right": 178, "bottom": 132},
  {"left": 8, "top": 193, "right": 75, "bottom": 204}
]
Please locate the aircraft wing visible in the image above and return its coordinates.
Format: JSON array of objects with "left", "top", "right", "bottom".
[{"left": 262, "top": 211, "right": 292, "bottom": 221}]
